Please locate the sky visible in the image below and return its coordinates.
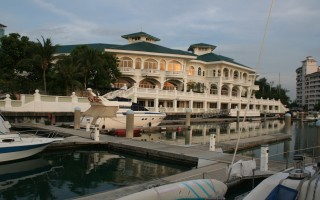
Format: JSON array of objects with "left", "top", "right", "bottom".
[{"left": 1, "top": 0, "right": 320, "bottom": 100}]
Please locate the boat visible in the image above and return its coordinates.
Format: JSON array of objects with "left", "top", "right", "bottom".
[
  {"left": 81, "top": 88, "right": 166, "bottom": 131},
  {"left": 0, "top": 113, "right": 63, "bottom": 163},
  {"left": 116, "top": 179, "right": 227, "bottom": 200},
  {"left": 242, "top": 155, "right": 320, "bottom": 200},
  {"left": 304, "top": 111, "right": 320, "bottom": 121}
]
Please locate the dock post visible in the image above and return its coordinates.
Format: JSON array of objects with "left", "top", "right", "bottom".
[
  {"left": 209, "top": 134, "right": 216, "bottom": 151},
  {"left": 74, "top": 107, "right": 81, "bottom": 130},
  {"left": 86, "top": 118, "right": 91, "bottom": 132},
  {"left": 93, "top": 124, "right": 100, "bottom": 141},
  {"left": 284, "top": 113, "right": 291, "bottom": 134},
  {"left": 185, "top": 108, "right": 191, "bottom": 127},
  {"left": 126, "top": 110, "right": 134, "bottom": 138},
  {"left": 301, "top": 112, "right": 304, "bottom": 121},
  {"left": 236, "top": 107, "right": 240, "bottom": 124},
  {"left": 260, "top": 144, "right": 269, "bottom": 171}
]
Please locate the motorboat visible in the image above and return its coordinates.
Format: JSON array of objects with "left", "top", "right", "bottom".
[
  {"left": 0, "top": 113, "right": 63, "bottom": 163},
  {"left": 242, "top": 155, "right": 320, "bottom": 200},
  {"left": 81, "top": 88, "right": 166, "bottom": 131},
  {"left": 116, "top": 179, "right": 227, "bottom": 200}
]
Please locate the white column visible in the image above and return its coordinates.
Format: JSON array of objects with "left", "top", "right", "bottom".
[{"left": 260, "top": 145, "right": 269, "bottom": 171}]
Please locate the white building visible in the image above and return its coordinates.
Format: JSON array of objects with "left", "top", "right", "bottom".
[
  {"left": 296, "top": 56, "right": 320, "bottom": 110},
  {"left": 57, "top": 32, "right": 287, "bottom": 116}
]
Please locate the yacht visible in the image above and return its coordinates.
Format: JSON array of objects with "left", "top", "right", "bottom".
[{"left": 81, "top": 88, "right": 166, "bottom": 131}]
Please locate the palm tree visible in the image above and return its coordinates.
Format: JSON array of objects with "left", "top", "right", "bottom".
[
  {"left": 35, "top": 36, "right": 57, "bottom": 94},
  {"left": 18, "top": 36, "right": 57, "bottom": 94},
  {"left": 55, "top": 55, "right": 82, "bottom": 95},
  {"left": 72, "top": 46, "right": 101, "bottom": 90}
]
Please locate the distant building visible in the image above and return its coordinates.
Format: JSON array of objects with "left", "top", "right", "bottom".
[
  {"left": 296, "top": 56, "right": 320, "bottom": 110},
  {"left": 0, "top": 23, "right": 6, "bottom": 46},
  {"left": 56, "top": 31, "right": 287, "bottom": 115}
]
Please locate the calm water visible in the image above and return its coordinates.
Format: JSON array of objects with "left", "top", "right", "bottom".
[
  {"left": 240, "top": 121, "right": 320, "bottom": 163},
  {"left": 0, "top": 149, "right": 190, "bottom": 200}
]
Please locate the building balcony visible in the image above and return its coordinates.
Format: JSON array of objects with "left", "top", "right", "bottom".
[
  {"left": 141, "top": 69, "right": 160, "bottom": 77},
  {"left": 118, "top": 67, "right": 135, "bottom": 75},
  {"left": 165, "top": 71, "right": 185, "bottom": 78}
]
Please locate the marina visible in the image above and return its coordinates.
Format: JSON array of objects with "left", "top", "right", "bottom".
[
  {"left": 1, "top": 0, "right": 320, "bottom": 199},
  {"left": 0, "top": 117, "right": 316, "bottom": 199}
]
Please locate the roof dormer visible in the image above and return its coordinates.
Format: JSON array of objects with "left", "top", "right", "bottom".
[
  {"left": 188, "top": 43, "right": 216, "bottom": 55},
  {"left": 121, "top": 32, "right": 160, "bottom": 44}
]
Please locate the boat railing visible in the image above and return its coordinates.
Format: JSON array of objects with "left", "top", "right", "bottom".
[{"left": 17, "top": 130, "right": 63, "bottom": 140}]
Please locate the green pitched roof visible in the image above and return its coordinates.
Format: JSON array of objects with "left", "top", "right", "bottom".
[
  {"left": 55, "top": 43, "right": 120, "bottom": 54},
  {"left": 188, "top": 43, "right": 216, "bottom": 51},
  {"left": 121, "top": 32, "right": 160, "bottom": 41},
  {"left": 196, "top": 53, "right": 250, "bottom": 68},
  {"left": 109, "top": 41, "right": 195, "bottom": 56}
]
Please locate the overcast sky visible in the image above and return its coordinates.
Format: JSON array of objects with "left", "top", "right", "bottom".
[{"left": 1, "top": 0, "right": 320, "bottom": 100}]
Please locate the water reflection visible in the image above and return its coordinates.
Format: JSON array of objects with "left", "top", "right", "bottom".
[
  {"left": 241, "top": 121, "right": 320, "bottom": 163},
  {"left": 135, "top": 120, "right": 286, "bottom": 146},
  {"left": 0, "top": 150, "right": 188, "bottom": 199}
]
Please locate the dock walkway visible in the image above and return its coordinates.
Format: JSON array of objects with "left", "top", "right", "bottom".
[{"left": 14, "top": 123, "right": 290, "bottom": 200}]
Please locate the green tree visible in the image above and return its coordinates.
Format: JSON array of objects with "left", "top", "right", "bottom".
[
  {"left": 255, "top": 77, "right": 291, "bottom": 106},
  {"left": 18, "top": 36, "right": 58, "bottom": 94},
  {"left": 0, "top": 33, "right": 38, "bottom": 94},
  {"left": 51, "top": 55, "right": 82, "bottom": 95},
  {"left": 90, "top": 52, "right": 120, "bottom": 91},
  {"left": 72, "top": 46, "right": 101, "bottom": 90}
]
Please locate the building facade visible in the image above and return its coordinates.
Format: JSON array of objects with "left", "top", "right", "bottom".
[
  {"left": 296, "top": 56, "right": 320, "bottom": 110},
  {"left": 57, "top": 32, "right": 286, "bottom": 116}
]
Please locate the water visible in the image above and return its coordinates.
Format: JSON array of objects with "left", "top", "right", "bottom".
[
  {"left": 240, "top": 121, "right": 320, "bottom": 163},
  {"left": 0, "top": 149, "right": 190, "bottom": 199}
]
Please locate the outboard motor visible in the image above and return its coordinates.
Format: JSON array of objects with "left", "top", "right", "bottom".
[{"left": 289, "top": 155, "right": 311, "bottom": 179}]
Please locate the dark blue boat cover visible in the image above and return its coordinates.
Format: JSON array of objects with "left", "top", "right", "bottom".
[{"left": 265, "top": 184, "right": 298, "bottom": 200}]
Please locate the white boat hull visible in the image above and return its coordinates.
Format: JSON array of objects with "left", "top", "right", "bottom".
[
  {"left": 81, "top": 112, "right": 166, "bottom": 130},
  {"left": 0, "top": 137, "right": 62, "bottom": 163},
  {"left": 117, "top": 179, "right": 227, "bottom": 200}
]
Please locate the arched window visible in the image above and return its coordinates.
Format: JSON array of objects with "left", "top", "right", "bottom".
[
  {"left": 213, "top": 70, "right": 216, "bottom": 77},
  {"left": 163, "top": 82, "right": 175, "bottom": 90},
  {"left": 168, "top": 61, "right": 182, "bottom": 71},
  {"left": 223, "top": 68, "right": 229, "bottom": 77},
  {"left": 234, "top": 70, "right": 239, "bottom": 79},
  {"left": 241, "top": 88, "right": 247, "bottom": 97},
  {"left": 160, "top": 60, "right": 166, "bottom": 71},
  {"left": 221, "top": 85, "right": 229, "bottom": 96},
  {"left": 139, "top": 80, "right": 155, "bottom": 89},
  {"left": 188, "top": 66, "right": 195, "bottom": 76},
  {"left": 210, "top": 84, "right": 218, "bottom": 95},
  {"left": 198, "top": 67, "right": 202, "bottom": 76},
  {"left": 135, "top": 58, "right": 141, "bottom": 69},
  {"left": 203, "top": 71, "right": 205, "bottom": 76},
  {"left": 119, "top": 57, "right": 133, "bottom": 68},
  {"left": 232, "top": 87, "right": 239, "bottom": 97},
  {"left": 218, "top": 70, "right": 221, "bottom": 77},
  {"left": 243, "top": 73, "right": 248, "bottom": 81},
  {"left": 144, "top": 58, "right": 157, "bottom": 69}
]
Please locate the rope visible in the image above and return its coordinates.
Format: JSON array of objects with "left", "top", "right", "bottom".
[{"left": 227, "top": 0, "right": 276, "bottom": 181}]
